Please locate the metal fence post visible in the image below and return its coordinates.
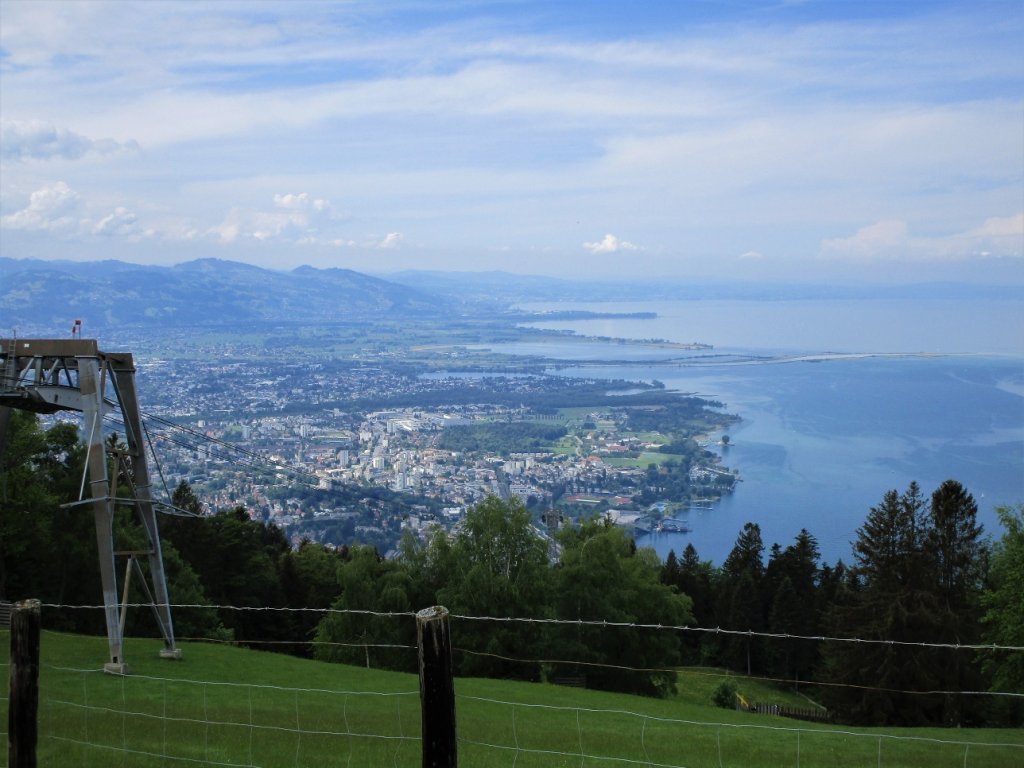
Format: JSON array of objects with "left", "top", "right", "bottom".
[
  {"left": 8, "top": 598, "right": 41, "bottom": 768},
  {"left": 416, "top": 606, "right": 456, "bottom": 767}
]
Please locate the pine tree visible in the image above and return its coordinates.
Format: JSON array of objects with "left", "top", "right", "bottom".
[
  {"left": 926, "top": 479, "right": 987, "bottom": 725},
  {"left": 717, "top": 523, "right": 766, "bottom": 674},
  {"left": 821, "top": 482, "right": 956, "bottom": 725},
  {"left": 765, "top": 529, "right": 821, "bottom": 682},
  {"left": 677, "top": 543, "right": 715, "bottom": 663}
]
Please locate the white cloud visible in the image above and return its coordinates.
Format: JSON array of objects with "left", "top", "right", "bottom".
[
  {"left": 821, "top": 220, "right": 909, "bottom": 258},
  {"left": 0, "top": 181, "right": 82, "bottom": 232},
  {"left": 93, "top": 206, "right": 140, "bottom": 237},
  {"left": 738, "top": 250, "right": 764, "bottom": 260},
  {"left": 821, "top": 214, "right": 1023, "bottom": 261},
  {"left": 212, "top": 193, "right": 337, "bottom": 243},
  {"left": 0, "top": 3, "right": 1019, "bottom": 280},
  {"left": 0, "top": 119, "right": 137, "bottom": 161},
  {"left": 376, "top": 232, "right": 403, "bottom": 249},
  {"left": 583, "top": 233, "right": 638, "bottom": 254},
  {"left": 273, "top": 192, "right": 330, "bottom": 213},
  {"left": 967, "top": 212, "right": 1024, "bottom": 241}
]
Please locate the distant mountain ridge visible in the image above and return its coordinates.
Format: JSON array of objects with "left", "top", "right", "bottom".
[
  {"left": 386, "top": 269, "right": 1023, "bottom": 303},
  {"left": 0, "top": 257, "right": 454, "bottom": 331},
  {"left": 3, "top": 257, "right": 1018, "bottom": 334}
]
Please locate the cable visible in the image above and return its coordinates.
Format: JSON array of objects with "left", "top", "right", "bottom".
[
  {"left": 451, "top": 647, "right": 1024, "bottom": 700},
  {"left": 449, "top": 614, "right": 1024, "bottom": 653}
]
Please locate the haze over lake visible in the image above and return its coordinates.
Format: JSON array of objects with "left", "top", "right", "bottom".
[{"left": 510, "top": 298, "right": 1024, "bottom": 565}]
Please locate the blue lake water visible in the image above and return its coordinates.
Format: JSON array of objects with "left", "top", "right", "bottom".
[{"left": 505, "top": 299, "right": 1024, "bottom": 566}]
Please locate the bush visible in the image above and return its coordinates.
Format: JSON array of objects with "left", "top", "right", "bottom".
[{"left": 712, "top": 679, "right": 738, "bottom": 709}]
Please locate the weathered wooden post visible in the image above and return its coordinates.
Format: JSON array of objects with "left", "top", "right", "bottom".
[
  {"left": 416, "top": 606, "right": 456, "bottom": 768},
  {"left": 8, "top": 599, "right": 41, "bottom": 768}
]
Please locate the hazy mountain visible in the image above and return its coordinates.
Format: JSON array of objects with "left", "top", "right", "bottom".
[
  {"left": 0, "top": 258, "right": 455, "bottom": 332},
  {"left": 385, "top": 269, "right": 1021, "bottom": 304}
]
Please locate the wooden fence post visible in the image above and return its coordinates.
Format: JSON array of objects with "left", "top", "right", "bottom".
[
  {"left": 8, "top": 598, "right": 41, "bottom": 768},
  {"left": 416, "top": 606, "right": 456, "bottom": 768}
]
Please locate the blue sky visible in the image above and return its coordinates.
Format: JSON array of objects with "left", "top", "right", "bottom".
[{"left": 0, "top": 0, "right": 1021, "bottom": 282}]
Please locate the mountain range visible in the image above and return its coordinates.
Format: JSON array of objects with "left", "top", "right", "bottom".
[
  {"left": 2, "top": 256, "right": 1017, "bottom": 334},
  {"left": 0, "top": 257, "right": 457, "bottom": 332}
]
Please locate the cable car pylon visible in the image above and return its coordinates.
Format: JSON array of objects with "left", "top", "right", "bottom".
[{"left": 1, "top": 337, "right": 182, "bottom": 673}]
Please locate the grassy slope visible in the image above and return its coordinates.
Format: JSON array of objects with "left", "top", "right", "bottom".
[{"left": 1, "top": 630, "right": 1021, "bottom": 767}]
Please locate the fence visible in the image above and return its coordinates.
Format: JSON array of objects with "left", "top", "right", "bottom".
[
  {"left": 5, "top": 602, "right": 1024, "bottom": 768},
  {"left": 742, "top": 702, "right": 832, "bottom": 724}
]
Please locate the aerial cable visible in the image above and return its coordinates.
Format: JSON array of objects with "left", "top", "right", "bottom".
[
  {"left": 137, "top": 408, "right": 322, "bottom": 483},
  {"left": 142, "top": 417, "right": 173, "bottom": 507}
]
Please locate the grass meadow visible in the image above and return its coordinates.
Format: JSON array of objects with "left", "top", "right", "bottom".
[{"left": 2, "top": 629, "right": 1022, "bottom": 767}]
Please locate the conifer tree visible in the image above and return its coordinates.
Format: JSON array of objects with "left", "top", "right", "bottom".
[
  {"left": 926, "top": 479, "right": 987, "bottom": 725},
  {"left": 821, "top": 482, "right": 982, "bottom": 725},
  {"left": 718, "top": 523, "right": 766, "bottom": 674}
]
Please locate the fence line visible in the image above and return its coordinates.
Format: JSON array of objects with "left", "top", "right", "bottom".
[
  {"left": 45, "top": 663, "right": 420, "bottom": 698},
  {"left": 6, "top": 620, "right": 1024, "bottom": 768},
  {"left": 48, "top": 734, "right": 263, "bottom": 768},
  {"left": 456, "top": 693, "right": 1024, "bottom": 750},
  {"left": 452, "top": 646, "right": 1024, "bottom": 700},
  {"left": 33, "top": 660, "right": 419, "bottom": 767},
  {"left": 49, "top": 695, "right": 420, "bottom": 742},
  {"left": 39, "top": 602, "right": 1024, "bottom": 652},
  {"left": 33, "top": 602, "right": 1024, "bottom": 704}
]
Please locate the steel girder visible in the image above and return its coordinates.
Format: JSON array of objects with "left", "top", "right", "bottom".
[{"left": 1, "top": 338, "right": 181, "bottom": 673}]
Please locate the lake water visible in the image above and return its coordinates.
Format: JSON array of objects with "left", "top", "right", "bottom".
[{"left": 508, "top": 299, "right": 1024, "bottom": 566}]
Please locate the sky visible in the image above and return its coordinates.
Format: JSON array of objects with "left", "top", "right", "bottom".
[{"left": 0, "top": 0, "right": 1022, "bottom": 283}]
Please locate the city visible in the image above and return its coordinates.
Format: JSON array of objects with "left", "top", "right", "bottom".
[{"left": 125, "top": 351, "right": 739, "bottom": 555}]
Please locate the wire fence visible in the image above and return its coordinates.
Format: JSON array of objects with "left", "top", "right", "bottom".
[{"left": 3, "top": 604, "right": 1024, "bottom": 768}]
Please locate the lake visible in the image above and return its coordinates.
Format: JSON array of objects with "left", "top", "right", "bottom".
[{"left": 508, "top": 298, "right": 1024, "bottom": 565}]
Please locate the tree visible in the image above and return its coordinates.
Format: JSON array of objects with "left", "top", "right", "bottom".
[
  {"left": 928, "top": 480, "right": 986, "bottom": 614},
  {"left": 1, "top": 411, "right": 62, "bottom": 602},
  {"left": 551, "top": 518, "right": 692, "bottom": 696},
  {"left": 717, "top": 523, "right": 766, "bottom": 674},
  {"left": 161, "top": 496, "right": 291, "bottom": 646},
  {"left": 660, "top": 548, "right": 680, "bottom": 588},
  {"left": 926, "top": 479, "right": 988, "bottom": 725},
  {"left": 280, "top": 539, "right": 346, "bottom": 655},
  {"left": 314, "top": 545, "right": 414, "bottom": 671},
  {"left": 676, "top": 543, "right": 717, "bottom": 663},
  {"left": 821, "top": 482, "right": 962, "bottom": 726},
  {"left": 764, "top": 529, "right": 821, "bottom": 683},
  {"left": 980, "top": 505, "right": 1024, "bottom": 726},
  {"left": 435, "top": 496, "right": 551, "bottom": 680}
]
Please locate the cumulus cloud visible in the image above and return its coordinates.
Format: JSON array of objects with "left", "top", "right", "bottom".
[
  {"left": 272, "top": 192, "right": 331, "bottom": 213},
  {"left": 213, "top": 192, "right": 336, "bottom": 243},
  {"left": 821, "top": 214, "right": 1023, "bottom": 261},
  {"left": 966, "top": 212, "right": 1023, "bottom": 243},
  {"left": 1, "top": 181, "right": 82, "bottom": 231},
  {"left": 376, "top": 232, "right": 403, "bottom": 249},
  {"left": 93, "top": 206, "right": 140, "bottom": 237},
  {"left": 0, "top": 119, "right": 138, "bottom": 161},
  {"left": 583, "top": 233, "right": 639, "bottom": 254},
  {"left": 1, "top": 181, "right": 148, "bottom": 240},
  {"left": 821, "top": 220, "right": 909, "bottom": 258}
]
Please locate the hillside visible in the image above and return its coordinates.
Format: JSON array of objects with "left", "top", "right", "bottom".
[
  {"left": 3, "top": 630, "right": 1021, "bottom": 767},
  {"left": 0, "top": 257, "right": 455, "bottom": 331}
]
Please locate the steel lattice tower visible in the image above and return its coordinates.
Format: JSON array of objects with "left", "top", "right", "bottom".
[{"left": 1, "top": 338, "right": 181, "bottom": 673}]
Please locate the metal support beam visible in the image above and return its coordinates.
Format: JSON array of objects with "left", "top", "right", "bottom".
[
  {"left": 0, "top": 338, "right": 182, "bottom": 672},
  {"left": 109, "top": 353, "right": 180, "bottom": 660}
]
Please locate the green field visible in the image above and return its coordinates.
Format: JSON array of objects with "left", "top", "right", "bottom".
[{"left": 2, "top": 630, "right": 1022, "bottom": 767}]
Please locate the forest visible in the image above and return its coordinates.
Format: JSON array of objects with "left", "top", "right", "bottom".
[{"left": 1, "top": 410, "right": 1020, "bottom": 727}]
